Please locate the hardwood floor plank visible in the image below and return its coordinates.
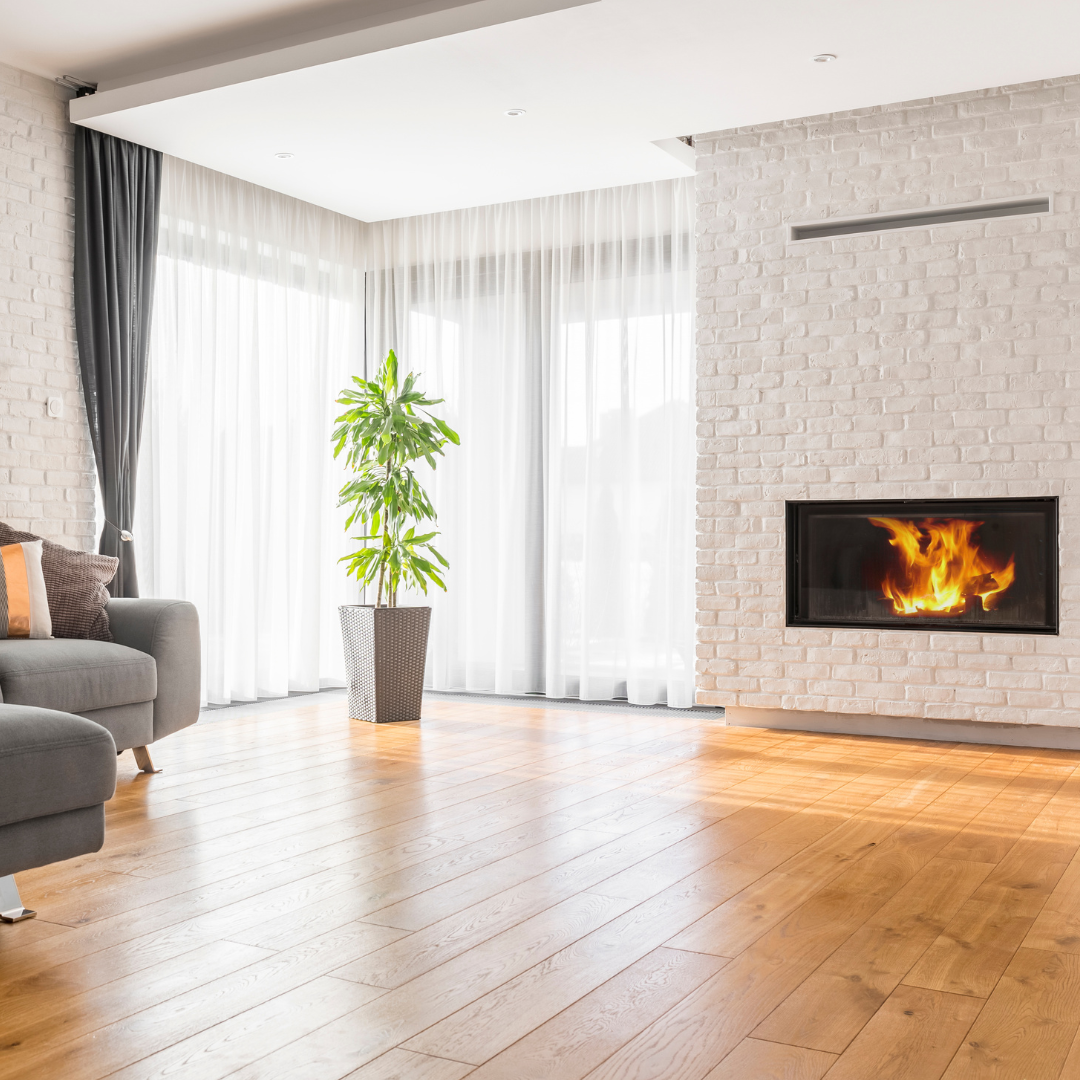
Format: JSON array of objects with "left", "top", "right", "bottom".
[
  {"left": 0, "top": 921, "right": 403, "bottom": 1080},
  {"left": 939, "top": 948, "right": 1080, "bottom": 1079},
  {"left": 664, "top": 748, "right": 975, "bottom": 959},
  {"left": 588, "top": 801, "right": 846, "bottom": 905},
  {"left": 751, "top": 857, "right": 993, "bottom": 1054},
  {"left": 934, "top": 760, "right": 1074, "bottom": 865},
  {"left": 0, "top": 909, "right": 251, "bottom": 1004},
  {"left": 702, "top": 1039, "right": 836, "bottom": 1080},
  {"left": 360, "top": 827, "right": 619, "bottom": 932},
  {"left": 463, "top": 947, "right": 725, "bottom": 1080},
  {"left": 1025, "top": 858, "right": 1080, "bottom": 955},
  {"left": 0, "top": 938, "right": 271, "bottom": 1052},
  {"left": 902, "top": 888, "right": 1039, "bottom": 999},
  {"left": 401, "top": 883, "right": 734, "bottom": 1064},
  {"left": 342, "top": 1049, "right": 475, "bottom": 1080},
  {"left": 577, "top": 756, "right": 1014, "bottom": 1080},
  {"left": 233, "top": 819, "right": 620, "bottom": 951},
  {"left": 104, "top": 975, "right": 383, "bottom": 1080},
  {"left": 0, "top": 915, "right": 72, "bottom": 954},
  {"left": 573, "top": 906, "right": 864, "bottom": 1077},
  {"left": 1058, "top": 1022, "right": 1080, "bottom": 1080},
  {"left": 904, "top": 780, "right": 1080, "bottom": 999},
  {"left": 36, "top": 830, "right": 465, "bottom": 929},
  {"left": 331, "top": 814, "right": 715, "bottom": 991},
  {"left": 222, "top": 892, "right": 639, "bottom": 1080},
  {"left": 819, "top": 985, "right": 983, "bottom": 1080}
]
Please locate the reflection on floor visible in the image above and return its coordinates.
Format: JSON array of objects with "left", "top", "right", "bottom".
[{"left": 3, "top": 694, "right": 1080, "bottom": 1079}]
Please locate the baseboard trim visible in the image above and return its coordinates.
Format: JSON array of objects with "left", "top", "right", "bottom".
[
  {"left": 424, "top": 689, "right": 721, "bottom": 718},
  {"left": 725, "top": 706, "right": 1080, "bottom": 751}
]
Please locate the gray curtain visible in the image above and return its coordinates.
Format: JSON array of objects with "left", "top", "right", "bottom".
[{"left": 73, "top": 129, "right": 162, "bottom": 597}]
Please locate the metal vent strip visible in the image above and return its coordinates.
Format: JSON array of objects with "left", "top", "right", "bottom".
[{"left": 789, "top": 196, "right": 1052, "bottom": 242}]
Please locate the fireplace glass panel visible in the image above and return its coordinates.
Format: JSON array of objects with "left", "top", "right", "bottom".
[{"left": 786, "top": 498, "right": 1058, "bottom": 634}]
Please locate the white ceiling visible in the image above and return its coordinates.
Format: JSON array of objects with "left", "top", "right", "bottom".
[{"left": 6, "top": 0, "right": 1080, "bottom": 221}]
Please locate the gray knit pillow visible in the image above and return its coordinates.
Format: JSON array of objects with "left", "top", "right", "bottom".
[{"left": 0, "top": 523, "right": 117, "bottom": 640}]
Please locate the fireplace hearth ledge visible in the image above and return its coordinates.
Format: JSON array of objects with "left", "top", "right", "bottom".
[{"left": 725, "top": 707, "right": 1080, "bottom": 751}]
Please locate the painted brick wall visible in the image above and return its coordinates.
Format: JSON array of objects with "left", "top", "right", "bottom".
[
  {"left": 0, "top": 61, "right": 96, "bottom": 548},
  {"left": 695, "top": 74, "right": 1080, "bottom": 728}
]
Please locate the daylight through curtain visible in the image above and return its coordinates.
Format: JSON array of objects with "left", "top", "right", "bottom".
[
  {"left": 136, "top": 158, "right": 364, "bottom": 704},
  {"left": 367, "top": 179, "right": 696, "bottom": 706},
  {"left": 139, "top": 165, "right": 695, "bottom": 707}
]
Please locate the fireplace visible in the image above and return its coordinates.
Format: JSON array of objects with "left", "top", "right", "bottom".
[{"left": 786, "top": 497, "right": 1058, "bottom": 635}]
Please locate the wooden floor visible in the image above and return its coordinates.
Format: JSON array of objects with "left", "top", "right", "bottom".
[{"left": 4, "top": 698, "right": 1080, "bottom": 1080}]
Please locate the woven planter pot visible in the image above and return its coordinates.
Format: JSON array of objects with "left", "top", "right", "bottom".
[{"left": 339, "top": 605, "right": 431, "bottom": 723}]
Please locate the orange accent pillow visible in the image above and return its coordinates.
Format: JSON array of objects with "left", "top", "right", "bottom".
[{"left": 0, "top": 540, "right": 53, "bottom": 639}]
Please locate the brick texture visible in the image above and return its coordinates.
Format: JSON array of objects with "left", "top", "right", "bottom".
[
  {"left": 0, "top": 61, "right": 95, "bottom": 548},
  {"left": 695, "top": 75, "right": 1080, "bottom": 728}
]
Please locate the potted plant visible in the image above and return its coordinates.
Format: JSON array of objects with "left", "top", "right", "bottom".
[{"left": 333, "top": 350, "right": 459, "bottom": 722}]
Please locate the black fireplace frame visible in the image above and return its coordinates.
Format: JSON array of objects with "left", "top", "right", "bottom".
[{"left": 786, "top": 496, "right": 1059, "bottom": 635}]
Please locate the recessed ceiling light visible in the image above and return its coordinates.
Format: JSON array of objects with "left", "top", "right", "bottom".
[
  {"left": 504, "top": 108, "right": 526, "bottom": 117},
  {"left": 274, "top": 151, "right": 295, "bottom": 159},
  {"left": 812, "top": 53, "right": 837, "bottom": 63}
]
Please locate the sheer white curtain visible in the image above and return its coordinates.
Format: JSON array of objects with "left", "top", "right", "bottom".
[
  {"left": 137, "top": 158, "right": 363, "bottom": 704},
  {"left": 367, "top": 178, "right": 696, "bottom": 706},
  {"left": 139, "top": 166, "right": 695, "bottom": 708}
]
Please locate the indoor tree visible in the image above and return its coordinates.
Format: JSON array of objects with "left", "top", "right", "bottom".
[{"left": 332, "top": 350, "right": 459, "bottom": 607}]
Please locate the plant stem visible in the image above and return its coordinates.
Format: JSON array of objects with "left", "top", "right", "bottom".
[{"left": 377, "top": 455, "right": 392, "bottom": 608}]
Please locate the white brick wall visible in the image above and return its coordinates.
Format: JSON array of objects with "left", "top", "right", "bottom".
[
  {"left": 0, "top": 61, "right": 96, "bottom": 548},
  {"left": 695, "top": 74, "right": 1080, "bottom": 729}
]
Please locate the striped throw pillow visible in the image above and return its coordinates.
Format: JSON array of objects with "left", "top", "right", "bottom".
[{"left": 0, "top": 540, "right": 53, "bottom": 639}]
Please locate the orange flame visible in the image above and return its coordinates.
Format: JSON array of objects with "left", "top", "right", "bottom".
[{"left": 868, "top": 517, "right": 1015, "bottom": 617}]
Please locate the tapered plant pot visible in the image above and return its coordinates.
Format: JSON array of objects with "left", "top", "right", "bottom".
[{"left": 339, "top": 605, "right": 431, "bottom": 723}]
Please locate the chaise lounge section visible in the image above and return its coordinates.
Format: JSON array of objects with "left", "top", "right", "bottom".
[{"left": 0, "top": 705, "right": 117, "bottom": 922}]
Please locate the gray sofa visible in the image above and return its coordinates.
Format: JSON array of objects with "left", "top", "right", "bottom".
[{"left": 0, "top": 597, "right": 200, "bottom": 921}]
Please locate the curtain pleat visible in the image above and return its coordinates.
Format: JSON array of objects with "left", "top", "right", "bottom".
[{"left": 74, "top": 128, "right": 162, "bottom": 596}]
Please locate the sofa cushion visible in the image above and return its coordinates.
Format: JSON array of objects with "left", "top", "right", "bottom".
[
  {"left": 0, "top": 640, "right": 157, "bottom": 715},
  {"left": 0, "top": 705, "right": 117, "bottom": 828}
]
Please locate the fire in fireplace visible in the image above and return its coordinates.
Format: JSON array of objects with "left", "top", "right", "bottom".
[
  {"left": 868, "top": 516, "right": 1015, "bottom": 617},
  {"left": 786, "top": 498, "right": 1058, "bottom": 634}
]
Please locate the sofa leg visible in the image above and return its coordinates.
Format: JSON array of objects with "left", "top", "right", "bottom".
[
  {"left": 0, "top": 876, "right": 36, "bottom": 923},
  {"left": 132, "top": 746, "right": 162, "bottom": 774}
]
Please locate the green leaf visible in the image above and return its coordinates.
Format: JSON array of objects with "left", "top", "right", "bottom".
[
  {"left": 433, "top": 418, "right": 460, "bottom": 445},
  {"left": 332, "top": 349, "right": 459, "bottom": 598}
]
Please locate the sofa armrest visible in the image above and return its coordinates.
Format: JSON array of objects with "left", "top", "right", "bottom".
[{"left": 106, "top": 599, "right": 201, "bottom": 743}]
